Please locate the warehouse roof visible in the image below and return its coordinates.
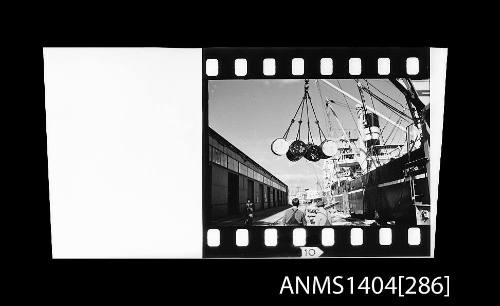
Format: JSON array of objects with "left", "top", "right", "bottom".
[{"left": 208, "top": 126, "right": 287, "bottom": 189}]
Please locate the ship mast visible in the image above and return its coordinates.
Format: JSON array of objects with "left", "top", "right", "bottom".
[
  {"left": 324, "top": 100, "right": 366, "bottom": 169},
  {"left": 320, "top": 79, "right": 407, "bottom": 132},
  {"left": 319, "top": 79, "right": 414, "bottom": 178},
  {"left": 355, "top": 105, "right": 369, "bottom": 173}
]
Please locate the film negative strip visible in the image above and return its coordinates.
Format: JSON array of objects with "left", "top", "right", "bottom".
[{"left": 203, "top": 47, "right": 433, "bottom": 258}]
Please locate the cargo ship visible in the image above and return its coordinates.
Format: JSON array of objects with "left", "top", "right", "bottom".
[{"left": 319, "top": 79, "right": 431, "bottom": 226}]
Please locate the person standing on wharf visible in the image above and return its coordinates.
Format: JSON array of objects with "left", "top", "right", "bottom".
[
  {"left": 282, "top": 198, "right": 307, "bottom": 226},
  {"left": 244, "top": 199, "right": 254, "bottom": 226},
  {"left": 313, "top": 200, "right": 331, "bottom": 226}
]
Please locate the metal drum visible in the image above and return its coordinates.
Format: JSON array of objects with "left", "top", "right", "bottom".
[
  {"left": 271, "top": 138, "right": 289, "bottom": 156},
  {"left": 319, "top": 150, "right": 331, "bottom": 159},
  {"left": 304, "top": 144, "right": 322, "bottom": 162},
  {"left": 320, "top": 139, "right": 338, "bottom": 157},
  {"left": 289, "top": 140, "right": 307, "bottom": 157},
  {"left": 286, "top": 149, "right": 302, "bottom": 162}
]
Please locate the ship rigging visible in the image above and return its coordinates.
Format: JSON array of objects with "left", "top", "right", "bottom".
[{"left": 282, "top": 78, "right": 431, "bottom": 225}]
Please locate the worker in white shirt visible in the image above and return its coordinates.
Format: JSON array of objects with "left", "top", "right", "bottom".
[{"left": 313, "top": 200, "right": 331, "bottom": 226}]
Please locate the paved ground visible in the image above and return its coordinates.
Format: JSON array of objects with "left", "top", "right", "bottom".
[
  {"left": 255, "top": 207, "right": 289, "bottom": 225},
  {"left": 209, "top": 206, "right": 290, "bottom": 226}
]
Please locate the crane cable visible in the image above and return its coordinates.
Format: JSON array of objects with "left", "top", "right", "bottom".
[
  {"left": 295, "top": 90, "right": 307, "bottom": 141},
  {"left": 305, "top": 86, "right": 328, "bottom": 143},
  {"left": 282, "top": 95, "right": 306, "bottom": 140}
]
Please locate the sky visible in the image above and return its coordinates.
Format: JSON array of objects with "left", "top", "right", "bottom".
[{"left": 208, "top": 79, "right": 428, "bottom": 192}]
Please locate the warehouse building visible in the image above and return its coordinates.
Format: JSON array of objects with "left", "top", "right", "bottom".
[{"left": 208, "top": 127, "right": 289, "bottom": 220}]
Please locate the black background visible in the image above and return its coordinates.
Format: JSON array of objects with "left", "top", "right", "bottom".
[{"left": 24, "top": 11, "right": 489, "bottom": 305}]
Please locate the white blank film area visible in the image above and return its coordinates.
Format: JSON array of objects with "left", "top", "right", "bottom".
[{"left": 44, "top": 48, "right": 203, "bottom": 258}]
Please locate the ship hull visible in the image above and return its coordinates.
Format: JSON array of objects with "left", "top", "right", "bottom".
[{"left": 331, "top": 146, "right": 429, "bottom": 225}]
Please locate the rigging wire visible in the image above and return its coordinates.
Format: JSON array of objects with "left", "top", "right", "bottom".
[
  {"left": 337, "top": 80, "right": 363, "bottom": 139},
  {"left": 364, "top": 79, "right": 382, "bottom": 163},
  {"left": 379, "top": 112, "right": 393, "bottom": 144},
  {"left": 315, "top": 80, "right": 335, "bottom": 139},
  {"left": 367, "top": 80, "right": 408, "bottom": 110},
  {"left": 384, "top": 118, "right": 398, "bottom": 145},
  {"left": 316, "top": 80, "right": 357, "bottom": 140},
  {"left": 365, "top": 79, "right": 377, "bottom": 114},
  {"left": 386, "top": 116, "right": 405, "bottom": 147},
  {"left": 361, "top": 84, "right": 412, "bottom": 122},
  {"left": 354, "top": 79, "right": 380, "bottom": 168}
]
